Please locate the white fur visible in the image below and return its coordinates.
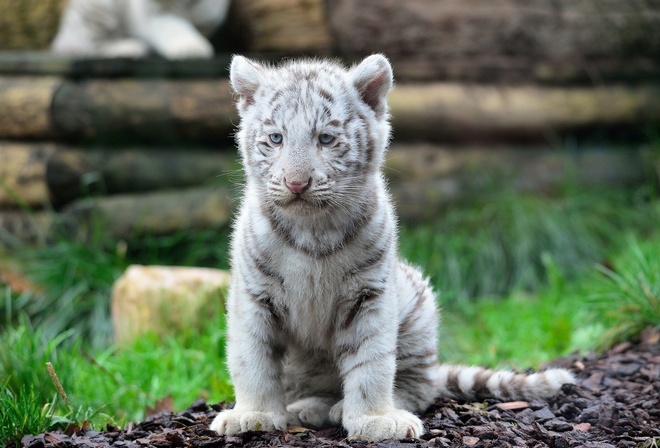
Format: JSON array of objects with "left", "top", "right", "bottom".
[
  {"left": 209, "top": 55, "right": 575, "bottom": 442},
  {"left": 51, "top": 0, "right": 229, "bottom": 59}
]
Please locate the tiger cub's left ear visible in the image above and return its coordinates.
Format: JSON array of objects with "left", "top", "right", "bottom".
[{"left": 350, "top": 54, "right": 393, "bottom": 118}]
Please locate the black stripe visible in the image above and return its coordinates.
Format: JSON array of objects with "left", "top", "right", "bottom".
[
  {"left": 340, "top": 287, "right": 385, "bottom": 330},
  {"left": 339, "top": 349, "right": 396, "bottom": 380},
  {"left": 318, "top": 88, "right": 335, "bottom": 103},
  {"left": 396, "top": 350, "right": 437, "bottom": 363},
  {"left": 261, "top": 197, "right": 378, "bottom": 259},
  {"left": 396, "top": 367, "right": 434, "bottom": 386},
  {"left": 446, "top": 369, "right": 461, "bottom": 396},
  {"left": 244, "top": 224, "right": 285, "bottom": 287},
  {"left": 472, "top": 370, "right": 493, "bottom": 399}
]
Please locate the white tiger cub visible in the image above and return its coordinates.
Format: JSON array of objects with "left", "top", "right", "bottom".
[
  {"left": 210, "top": 54, "right": 575, "bottom": 441},
  {"left": 51, "top": 0, "right": 229, "bottom": 59}
]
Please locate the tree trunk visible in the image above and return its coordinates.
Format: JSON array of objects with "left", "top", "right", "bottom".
[{"left": 329, "top": 0, "right": 660, "bottom": 83}]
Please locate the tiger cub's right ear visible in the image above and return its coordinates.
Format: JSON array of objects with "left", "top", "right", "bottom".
[{"left": 229, "top": 55, "right": 263, "bottom": 112}]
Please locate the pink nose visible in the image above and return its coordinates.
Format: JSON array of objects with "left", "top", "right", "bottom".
[{"left": 285, "top": 178, "right": 310, "bottom": 194}]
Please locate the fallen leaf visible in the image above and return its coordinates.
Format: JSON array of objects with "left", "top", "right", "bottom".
[{"left": 146, "top": 395, "right": 174, "bottom": 416}]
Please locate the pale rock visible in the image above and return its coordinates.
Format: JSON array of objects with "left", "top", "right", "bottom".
[{"left": 111, "top": 265, "right": 230, "bottom": 345}]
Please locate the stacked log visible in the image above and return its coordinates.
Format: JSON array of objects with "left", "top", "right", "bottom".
[
  {"left": 331, "top": 0, "right": 660, "bottom": 83},
  {"left": 1, "top": 77, "right": 659, "bottom": 143},
  {"left": 3, "top": 0, "right": 658, "bottom": 84},
  {"left": 0, "top": 0, "right": 658, "bottom": 244}
]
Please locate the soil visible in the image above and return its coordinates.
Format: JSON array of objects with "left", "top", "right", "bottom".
[{"left": 21, "top": 329, "right": 660, "bottom": 448}]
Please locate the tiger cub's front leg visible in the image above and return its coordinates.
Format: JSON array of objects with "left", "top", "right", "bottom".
[
  {"left": 334, "top": 290, "right": 424, "bottom": 441},
  {"left": 209, "top": 288, "right": 288, "bottom": 435}
]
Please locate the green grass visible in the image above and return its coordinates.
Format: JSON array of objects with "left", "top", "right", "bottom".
[
  {"left": 1, "top": 226, "right": 232, "bottom": 348},
  {"left": 0, "top": 382, "right": 57, "bottom": 448},
  {"left": 1, "top": 188, "right": 659, "bottom": 438},
  {"left": 0, "top": 313, "right": 232, "bottom": 436},
  {"left": 588, "top": 234, "right": 660, "bottom": 348},
  {"left": 400, "top": 189, "right": 657, "bottom": 304},
  {"left": 439, "top": 230, "right": 660, "bottom": 369}
]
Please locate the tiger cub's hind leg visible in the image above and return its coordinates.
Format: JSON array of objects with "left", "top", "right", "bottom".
[
  {"left": 284, "top": 349, "right": 341, "bottom": 428},
  {"left": 286, "top": 397, "right": 338, "bottom": 428},
  {"left": 392, "top": 262, "right": 443, "bottom": 413}
]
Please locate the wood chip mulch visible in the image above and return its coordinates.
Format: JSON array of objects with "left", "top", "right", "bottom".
[{"left": 21, "top": 329, "right": 660, "bottom": 448}]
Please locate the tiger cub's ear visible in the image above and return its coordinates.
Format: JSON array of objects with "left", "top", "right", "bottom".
[
  {"left": 350, "top": 54, "right": 393, "bottom": 118},
  {"left": 229, "top": 55, "right": 264, "bottom": 113}
]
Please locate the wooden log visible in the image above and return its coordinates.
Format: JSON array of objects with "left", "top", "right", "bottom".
[
  {"left": 330, "top": 0, "right": 660, "bottom": 83},
  {"left": 386, "top": 144, "right": 648, "bottom": 221},
  {"left": 0, "top": 77, "right": 60, "bottom": 138},
  {"left": 233, "top": 0, "right": 332, "bottom": 53},
  {"left": 388, "top": 83, "right": 660, "bottom": 142},
  {"left": 1, "top": 143, "right": 649, "bottom": 243},
  {"left": 2, "top": 51, "right": 659, "bottom": 85},
  {"left": 0, "top": 143, "right": 238, "bottom": 207},
  {"left": 0, "top": 51, "right": 234, "bottom": 78},
  {"left": 53, "top": 186, "right": 236, "bottom": 241},
  {"left": 46, "top": 146, "right": 238, "bottom": 206},
  {"left": 2, "top": 76, "right": 659, "bottom": 143},
  {"left": 0, "top": 0, "right": 66, "bottom": 51},
  {"left": 51, "top": 78, "right": 237, "bottom": 144},
  {"left": 0, "top": 143, "right": 57, "bottom": 206}
]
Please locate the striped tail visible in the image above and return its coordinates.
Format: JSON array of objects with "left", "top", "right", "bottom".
[{"left": 433, "top": 365, "right": 575, "bottom": 401}]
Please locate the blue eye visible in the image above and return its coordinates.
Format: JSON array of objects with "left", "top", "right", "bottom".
[
  {"left": 269, "top": 133, "right": 283, "bottom": 144},
  {"left": 319, "top": 133, "right": 335, "bottom": 145}
]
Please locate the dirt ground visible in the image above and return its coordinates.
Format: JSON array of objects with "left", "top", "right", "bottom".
[{"left": 21, "top": 329, "right": 659, "bottom": 448}]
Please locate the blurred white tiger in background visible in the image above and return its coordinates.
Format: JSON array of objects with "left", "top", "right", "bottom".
[
  {"left": 208, "top": 54, "right": 576, "bottom": 441},
  {"left": 51, "top": 0, "right": 230, "bottom": 59}
]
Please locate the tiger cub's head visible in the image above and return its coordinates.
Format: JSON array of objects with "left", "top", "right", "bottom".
[{"left": 229, "top": 55, "right": 393, "bottom": 217}]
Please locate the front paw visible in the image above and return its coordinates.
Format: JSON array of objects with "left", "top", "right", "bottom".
[
  {"left": 344, "top": 409, "right": 424, "bottom": 441},
  {"left": 209, "top": 409, "right": 287, "bottom": 435}
]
